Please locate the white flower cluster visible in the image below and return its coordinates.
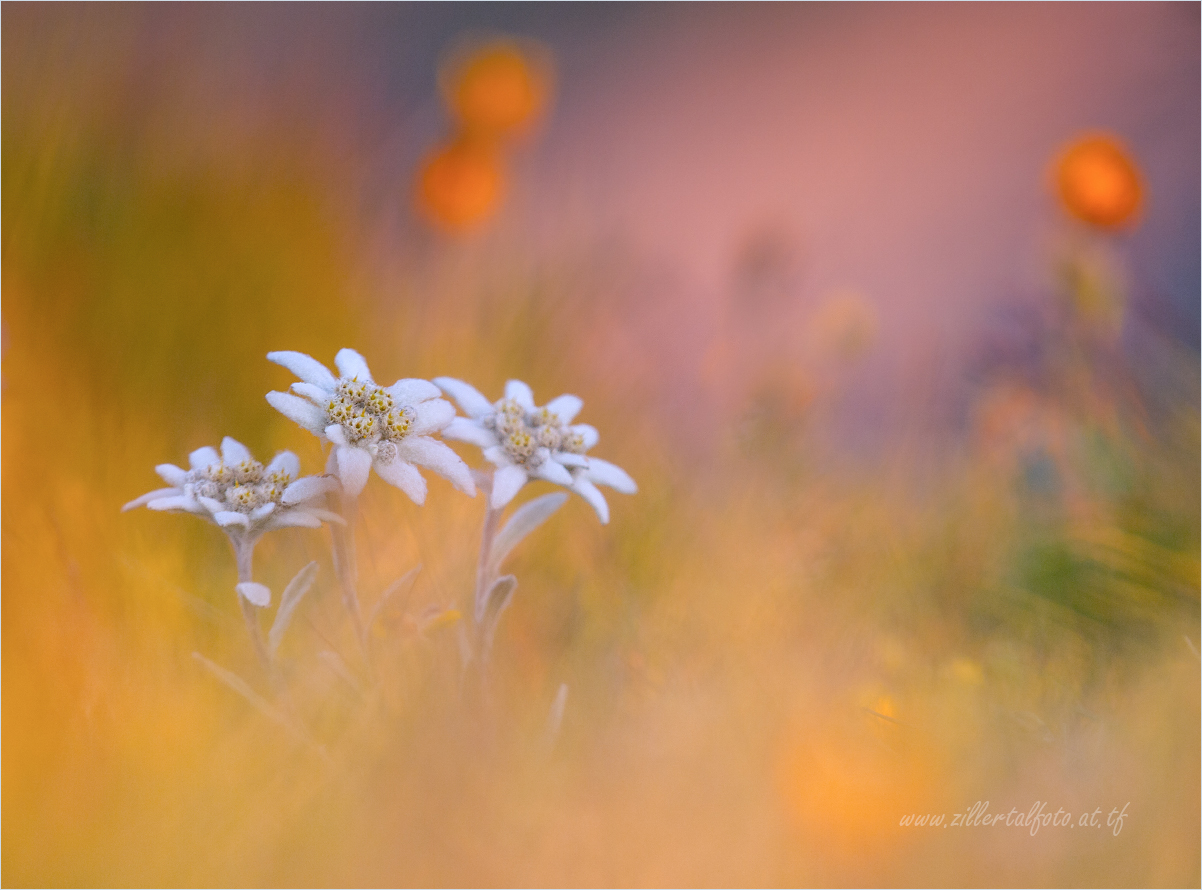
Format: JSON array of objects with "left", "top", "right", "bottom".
[
  {"left": 126, "top": 349, "right": 637, "bottom": 615},
  {"left": 437, "top": 378, "right": 636, "bottom": 522},
  {"left": 123, "top": 438, "right": 343, "bottom": 608},
  {"left": 123, "top": 437, "right": 340, "bottom": 533},
  {"left": 266, "top": 349, "right": 474, "bottom": 502}
]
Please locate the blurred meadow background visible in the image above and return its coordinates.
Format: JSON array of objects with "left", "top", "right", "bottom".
[{"left": 3, "top": 3, "right": 1199, "bottom": 886}]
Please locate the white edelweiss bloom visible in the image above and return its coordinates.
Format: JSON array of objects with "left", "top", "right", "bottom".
[
  {"left": 265, "top": 348, "right": 476, "bottom": 503},
  {"left": 122, "top": 437, "right": 343, "bottom": 606},
  {"left": 434, "top": 377, "right": 637, "bottom": 522},
  {"left": 122, "top": 436, "right": 343, "bottom": 532}
]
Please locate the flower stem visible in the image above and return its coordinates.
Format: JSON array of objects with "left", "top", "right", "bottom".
[
  {"left": 234, "top": 536, "right": 270, "bottom": 671},
  {"left": 474, "top": 501, "right": 502, "bottom": 629},
  {"left": 466, "top": 474, "right": 502, "bottom": 712},
  {"left": 331, "top": 492, "right": 370, "bottom": 669}
]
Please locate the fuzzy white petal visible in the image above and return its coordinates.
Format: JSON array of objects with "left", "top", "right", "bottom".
[
  {"left": 325, "top": 424, "right": 349, "bottom": 447},
  {"left": 267, "top": 391, "right": 327, "bottom": 434},
  {"left": 147, "top": 496, "right": 192, "bottom": 512},
  {"left": 442, "top": 417, "right": 499, "bottom": 448},
  {"left": 197, "top": 496, "right": 226, "bottom": 514},
  {"left": 154, "top": 464, "right": 188, "bottom": 486},
  {"left": 552, "top": 452, "right": 589, "bottom": 468},
  {"left": 387, "top": 378, "right": 441, "bottom": 405},
  {"left": 395, "top": 436, "right": 476, "bottom": 495},
  {"left": 282, "top": 475, "right": 338, "bottom": 504},
  {"left": 300, "top": 507, "right": 345, "bottom": 525},
  {"left": 236, "top": 581, "right": 272, "bottom": 608},
  {"left": 335, "top": 446, "right": 373, "bottom": 497},
  {"left": 250, "top": 503, "right": 276, "bottom": 522},
  {"left": 504, "top": 380, "right": 536, "bottom": 411},
  {"left": 334, "top": 348, "right": 373, "bottom": 382},
  {"left": 280, "top": 476, "right": 336, "bottom": 505},
  {"left": 586, "top": 457, "right": 638, "bottom": 494},
  {"left": 411, "top": 398, "right": 457, "bottom": 436},
  {"left": 546, "top": 394, "right": 583, "bottom": 424},
  {"left": 571, "top": 477, "right": 610, "bottom": 524},
  {"left": 265, "top": 511, "right": 324, "bottom": 530},
  {"left": 126, "top": 489, "right": 181, "bottom": 511},
  {"left": 189, "top": 446, "right": 220, "bottom": 470},
  {"left": 221, "top": 437, "right": 251, "bottom": 466},
  {"left": 374, "top": 458, "right": 428, "bottom": 504},
  {"left": 482, "top": 445, "right": 512, "bottom": 467},
  {"left": 433, "top": 377, "right": 495, "bottom": 419},
  {"left": 267, "top": 351, "right": 337, "bottom": 390},
  {"left": 290, "top": 382, "right": 329, "bottom": 403},
  {"left": 570, "top": 424, "right": 599, "bottom": 450},
  {"left": 265, "top": 451, "right": 301, "bottom": 479},
  {"left": 532, "top": 459, "right": 574, "bottom": 486},
  {"left": 491, "top": 465, "right": 529, "bottom": 510},
  {"left": 214, "top": 511, "right": 250, "bottom": 528}
]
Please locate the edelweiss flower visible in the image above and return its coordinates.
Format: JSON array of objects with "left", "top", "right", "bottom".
[
  {"left": 434, "top": 378, "right": 636, "bottom": 522},
  {"left": 122, "top": 437, "right": 342, "bottom": 605},
  {"left": 265, "top": 349, "right": 476, "bottom": 502}
]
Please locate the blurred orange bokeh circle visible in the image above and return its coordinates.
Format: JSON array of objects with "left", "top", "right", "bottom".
[
  {"left": 1053, "top": 133, "right": 1143, "bottom": 229},
  {"left": 776, "top": 727, "right": 938, "bottom": 852},
  {"left": 415, "top": 139, "right": 505, "bottom": 233},
  {"left": 443, "top": 41, "right": 550, "bottom": 140}
]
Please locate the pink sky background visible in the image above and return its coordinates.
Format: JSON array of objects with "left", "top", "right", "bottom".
[
  {"left": 515, "top": 3, "right": 1197, "bottom": 335},
  {"left": 484, "top": 3, "right": 1199, "bottom": 447}
]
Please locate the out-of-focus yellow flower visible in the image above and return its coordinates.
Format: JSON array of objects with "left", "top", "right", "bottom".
[
  {"left": 777, "top": 723, "right": 937, "bottom": 850},
  {"left": 1053, "top": 134, "right": 1143, "bottom": 230},
  {"left": 416, "top": 607, "right": 462, "bottom": 636},
  {"left": 415, "top": 139, "right": 505, "bottom": 233},
  {"left": 810, "top": 290, "right": 879, "bottom": 361},
  {"left": 870, "top": 693, "right": 898, "bottom": 720},
  {"left": 945, "top": 657, "right": 984, "bottom": 686},
  {"left": 442, "top": 40, "right": 551, "bottom": 141}
]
